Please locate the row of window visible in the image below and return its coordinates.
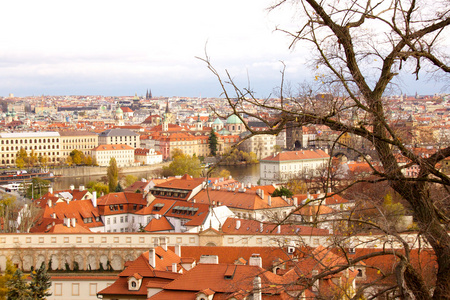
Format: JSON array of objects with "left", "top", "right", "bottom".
[
  {"left": 2, "top": 145, "right": 59, "bottom": 151},
  {"left": 2, "top": 152, "right": 57, "bottom": 158},
  {"left": 62, "top": 138, "right": 96, "bottom": 143},
  {"left": 1, "top": 138, "right": 59, "bottom": 144}
]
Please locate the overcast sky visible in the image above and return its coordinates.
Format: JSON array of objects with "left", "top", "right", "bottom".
[{"left": 0, "top": 0, "right": 446, "bottom": 98}]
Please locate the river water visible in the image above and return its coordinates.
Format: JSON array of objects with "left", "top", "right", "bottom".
[{"left": 53, "top": 164, "right": 261, "bottom": 190}]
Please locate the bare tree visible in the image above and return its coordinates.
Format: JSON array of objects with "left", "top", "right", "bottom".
[{"left": 201, "top": 0, "right": 450, "bottom": 298}]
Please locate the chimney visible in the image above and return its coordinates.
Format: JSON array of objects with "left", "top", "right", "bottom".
[
  {"left": 277, "top": 225, "right": 281, "bottom": 234},
  {"left": 175, "top": 244, "right": 181, "bottom": 257},
  {"left": 70, "top": 184, "right": 74, "bottom": 191},
  {"left": 146, "top": 193, "right": 155, "bottom": 206},
  {"left": 149, "top": 248, "right": 156, "bottom": 268},
  {"left": 48, "top": 186, "right": 53, "bottom": 195},
  {"left": 249, "top": 254, "right": 262, "bottom": 268},
  {"left": 71, "top": 218, "right": 76, "bottom": 227},
  {"left": 79, "top": 185, "right": 85, "bottom": 191},
  {"left": 159, "top": 236, "right": 167, "bottom": 251},
  {"left": 92, "top": 191, "right": 97, "bottom": 208},
  {"left": 172, "top": 263, "right": 177, "bottom": 273},
  {"left": 327, "top": 187, "right": 332, "bottom": 194},
  {"left": 253, "top": 276, "right": 262, "bottom": 300},
  {"left": 65, "top": 218, "right": 70, "bottom": 228},
  {"left": 47, "top": 199, "right": 52, "bottom": 208},
  {"left": 199, "top": 255, "right": 219, "bottom": 264},
  {"left": 154, "top": 238, "right": 160, "bottom": 248},
  {"left": 267, "top": 196, "right": 272, "bottom": 206},
  {"left": 236, "top": 220, "right": 241, "bottom": 230},
  {"left": 260, "top": 222, "right": 263, "bottom": 232},
  {"left": 293, "top": 197, "right": 298, "bottom": 206},
  {"left": 256, "top": 189, "right": 264, "bottom": 200}
]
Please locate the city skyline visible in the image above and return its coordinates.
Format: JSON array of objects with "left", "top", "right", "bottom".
[{"left": 0, "top": 0, "right": 447, "bottom": 98}]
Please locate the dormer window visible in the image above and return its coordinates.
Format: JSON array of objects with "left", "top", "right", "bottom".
[{"left": 127, "top": 274, "right": 142, "bottom": 291}]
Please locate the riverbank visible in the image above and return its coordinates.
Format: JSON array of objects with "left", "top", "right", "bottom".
[{"left": 52, "top": 163, "right": 170, "bottom": 178}]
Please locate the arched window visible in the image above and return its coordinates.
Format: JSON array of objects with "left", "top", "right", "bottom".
[{"left": 131, "top": 281, "right": 136, "bottom": 288}]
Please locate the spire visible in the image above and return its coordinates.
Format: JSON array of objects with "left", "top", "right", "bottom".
[
  {"left": 165, "top": 99, "right": 170, "bottom": 113},
  {"left": 146, "top": 90, "right": 149, "bottom": 100},
  {"left": 149, "top": 89, "right": 152, "bottom": 99}
]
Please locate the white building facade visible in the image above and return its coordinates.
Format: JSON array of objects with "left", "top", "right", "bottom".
[
  {"left": 91, "top": 144, "right": 135, "bottom": 167},
  {"left": 259, "top": 149, "right": 330, "bottom": 185}
]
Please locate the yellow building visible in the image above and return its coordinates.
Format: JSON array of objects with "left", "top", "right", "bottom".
[
  {"left": 0, "top": 131, "right": 61, "bottom": 166},
  {"left": 59, "top": 131, "right": 99, "bottom": 159}
]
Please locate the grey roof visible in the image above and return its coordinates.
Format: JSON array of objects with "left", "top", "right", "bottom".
[{"left": 99, "top": 129, "right": 139, "bottom": 137}]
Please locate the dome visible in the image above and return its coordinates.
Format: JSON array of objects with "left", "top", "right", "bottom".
[
  {"left": 226, "top": 114, "right": 243, "bottom": 124},
  {"left": 213, "top": 117, "right": 223, "bottom": 125},
  {"left": 218, "top": 128, "right": 231, "bottom": 136},
  {"left": 116, "top": 107, "right": 123, "bottom": 114}
]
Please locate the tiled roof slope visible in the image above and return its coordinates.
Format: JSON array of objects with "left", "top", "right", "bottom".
[
  {"left": 193, "top": 189, "right": 291, "bottom": 210},
  {"left": 221, "top": 218, "right": 329, "bottom": 236},
  {"left": 261, "top": 149, "right": 329, "bottom": 161},
  {"left": 149, "top": 263, "right": 292, "bottom": 299},
  {"left": 98, "top": 246, "right": 183, "bottom": 298}
]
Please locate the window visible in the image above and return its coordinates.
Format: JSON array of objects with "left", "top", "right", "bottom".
[
  {"left": 131, "top": 281, "right": 136, "bottom": 288},
  {"left": 54, "top": 283, "right": 62, "bottom": 296},
  {"left": 72, "top": 283, "right": 80, "bottom": 296},
  {"left": 89, "top": 283, "right": 97, "bottom": 296}
]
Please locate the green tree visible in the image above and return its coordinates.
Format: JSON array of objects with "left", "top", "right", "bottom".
[
  {"left": 16, "top": 148, "right": 27, "bottom": 169},
  {"left": 65, "top": 156, "right": 73, "bottom": 167},
  {"left": 6, "top": 269, "right": 31, "bottom": 300},
  {"left": 107, "top": 157, "right": 119, "bottom": 193},
  {"left": 69, "top": 150, "right": 86, "bottom": 165},
  {"left": 271, "top": 187, "right": 294, "bottom": 198},
  {"left": 208, "top": 129, "right": 218, "bottom": 156},
  {"left": 26, "top": 178, "right": 51, "bottom": 200},
  {"left": 114, "top": 182, "right": 124, "bottom": 192},
  {"left": 29, "top": 263, "right": 52, "bottom": 299},
  {"left": 87, "top": 181, "right": 109, "bottom": 195},
  {"left": 26, "top": 149, "right": 38, "bottom": 168},
  {"left": 163, "top": 150, "right": 202, "bottom": 177},
  {"left": 0, "top": 259, "right": 17, "bottom": 299},
  {"left": 38, "top": 154, "right": 48, "bottom": 170},
  {"left": 85, "top": 155, "right": 93, "bottom": 166},
  {"left": 124, "top": 175, "right": 138, "bottom": 187}
]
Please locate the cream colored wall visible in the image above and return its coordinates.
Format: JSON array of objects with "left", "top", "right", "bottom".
[{"left": 48, "top": 277, "right": 116, "bottom": 300}]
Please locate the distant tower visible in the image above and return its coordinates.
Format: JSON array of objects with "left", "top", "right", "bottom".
[
  {"left": 146, "top": 90, "right": 149, "bottom": 100},
  {"left": 196, "top": 114, "right": 203, "bottom": 131},
  {"left": 115, "top": 107, "right": 124, "bottom": 126},
  {"left": 149, "top": 89, "right": 152, "bottom": 99},
  {"left": 162, "top": 114, "right": 169, "bottom": 132}
]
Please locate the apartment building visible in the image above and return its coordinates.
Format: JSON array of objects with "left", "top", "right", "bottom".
[
  {"left": 98, "top": 128, "right": 139, "bottom": 148},
  {"left": 260, "top": 149, "right": 330, "bottom": 185},
  {"left": 91, "top": 144, "right": 135, "bottom": 167},
  {"left": 58, "top": 130, "right": 98, "bottom": 158},
  {"left": 0, "top": 131, "right": 61, "bottom": 166}
]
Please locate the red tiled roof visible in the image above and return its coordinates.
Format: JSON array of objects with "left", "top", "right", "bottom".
[
  {"left": 193, "top": 189, "right": 290, "bottom": 210},
  {"left": 221, "top": 218, "right": 329, "bottom": 236},
  {"left": 144, "top": 216, "right": 174, "bottom": 232},
  {"left": 92, "top": 144, "right": 134, "bottom": 151},
  {"left": 261, "top": 149, "right": 329, "bottom": 161}
]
